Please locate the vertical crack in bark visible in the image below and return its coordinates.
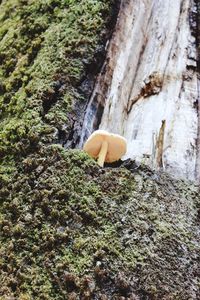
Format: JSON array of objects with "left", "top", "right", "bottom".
[
  {"left": 78, "top": 0, "right": 130, "bottom": 147},
  {"left": 61, "top": 1, "right": 121, "bottom": 149},
  {"left": 155, "top": 120, "right": 166, "bottom": 169}
]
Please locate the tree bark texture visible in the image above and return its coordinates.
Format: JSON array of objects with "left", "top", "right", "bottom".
[{"left": 81, "top": 0, "right": 200, "bottom": 182}]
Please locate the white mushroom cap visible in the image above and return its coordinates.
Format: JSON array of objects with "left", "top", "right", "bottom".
[{"left": 83, "top": 130, "right": 127, "bottom": 163}]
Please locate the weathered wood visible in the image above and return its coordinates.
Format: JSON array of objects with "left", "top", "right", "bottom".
[{"left": 81, "top": 0, "right": 199, "bottom": 181}]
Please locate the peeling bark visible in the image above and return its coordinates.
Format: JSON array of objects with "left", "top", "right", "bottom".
[{"left": 80, "top": 0, "right": 200, "bottom": 181}]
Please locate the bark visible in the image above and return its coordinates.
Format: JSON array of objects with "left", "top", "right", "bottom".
[{"left": 80, "top": 0, "right": 200, "bottom": 182}]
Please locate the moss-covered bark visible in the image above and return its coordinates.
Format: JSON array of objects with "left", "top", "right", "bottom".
[
  {"left": 0, "top": 1, "right": 200, "bottom": 299},
  {"left": 0, "top": 0, "right": 117, "bottom": 169},
  {"left": 1, "top": 147, "right": 200, "bottom": 299}
]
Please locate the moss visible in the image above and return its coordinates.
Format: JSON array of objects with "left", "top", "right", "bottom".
[
  {"left": 0, "top": 146, "right": 199, "bottom": 299},
  {"left": 0, "top": 0, "right": 115, "bottom": 161}
]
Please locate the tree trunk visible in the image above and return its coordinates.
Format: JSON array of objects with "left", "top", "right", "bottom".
[
  {"left": 80, "top": 0, "right": 200, "bottom": 182},
  {"left": 0, "top": 1, "right": 200, "bottom": 299}
]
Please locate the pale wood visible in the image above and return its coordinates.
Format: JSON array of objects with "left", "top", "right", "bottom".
[{"left": 80, "top": 0, "right": 199, "bottom": 181}]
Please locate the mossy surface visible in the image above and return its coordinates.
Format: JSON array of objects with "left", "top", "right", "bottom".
[
  {"left": 0, "top": 0, "right": 116, "bottom": 164},
  {"left": 0, "top": 0, "right": 200, "bottom": 299},
  {"left": 0, "top": 146, "right": 200, "bottom": 299}
]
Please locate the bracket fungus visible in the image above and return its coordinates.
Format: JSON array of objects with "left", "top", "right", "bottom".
[{"left": 83, "top": 130, "right": 127, "bottom": 167}]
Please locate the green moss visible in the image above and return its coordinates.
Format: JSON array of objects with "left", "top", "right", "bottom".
[
  {"left": 0, "top": 0, "right": 114, "bottom": 162},
  {"left": 0, "top": 146, "right": 199, "bottom": 299}
]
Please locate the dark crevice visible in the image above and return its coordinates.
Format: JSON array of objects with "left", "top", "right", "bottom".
[
  {"left": 61, "top": 1, "right": 121, "bottom": 149},
  {"left": 94, "top": 102, "right": 104, "bottom": 130},
  {"left": 58, "top": 129, "right": 68, "bottom": 146}
]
